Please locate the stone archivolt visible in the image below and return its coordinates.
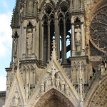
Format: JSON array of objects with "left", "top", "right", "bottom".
[{"left": 85, "top": 75, "right": 107, "bottom": 107}]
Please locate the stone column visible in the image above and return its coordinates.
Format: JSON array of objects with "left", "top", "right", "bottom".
[
  {"left": 39, "top": 21, "right": 44, "bottom": 61},
  {"left": 33, "top": 70, "right": 35, "bottom": 85},
  {"left": 79, "top": 62, "right": 84, "bottom": 107},
  {"left": 32, "top": 27, "right": 36, "bottom": 56},
  {"left": 71, "top": 16, "right": 75, "bottom": 56},
  {"left": 55, "top": 12, "right": 60, "bottom": 59},
  {"left": 81, "top": 17, "right": 85, "bottom": 55},
  {"left": 36, "top": 23, "right": 39, "bottom": 59},
  {"left": 22, "top": 25, "right": 27, "bottom": 58},
  {"left": 26, "top": 68, "right": 29, "bottom": 99},
  {"left": 48, "top": 20, "right": 50, "bottom": 62},
  {"left": 62, "top": 18, "right": 67, "bottom": 64}
]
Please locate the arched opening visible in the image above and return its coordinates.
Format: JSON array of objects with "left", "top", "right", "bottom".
[
  {"left": 42, "top": 2, "right": 71, "bottom": 64},
  {"left": 43, "top": 15, "right": 48, "bottom": 62},
  {"left": 12, "top": 31, "right": 19, "bottom": 62},
  {"left": 42, "top": 4, "right": 55, "bottom": 63},
  {"left": 58, "top": 2, "right": 71, "bottom": 64},
  {"left": 65, "top": 12, "right": 71, "bottom": 63},
  {"left": 86, "top": 75, "right": 107, "bottom": 107},
  {"left": 50, "top": 14, "right": 55, "bottom": 58},
  {"left": 35, "top": 89, "right": 74, "bottom": 107}
]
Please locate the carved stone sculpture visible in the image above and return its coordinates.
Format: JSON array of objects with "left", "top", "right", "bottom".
[
  {"left": 26, "top": 28, "right": 33, "bottom": 55},
  {"left": 75, "top": 25, "right": 81, "bottom": 52}
]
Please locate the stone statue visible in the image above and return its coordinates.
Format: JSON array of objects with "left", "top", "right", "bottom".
[
  {"left": 75, "top": 25, "right": 81, "bottom": 52},
  {"left": 26, "top": 28, "right": 33, "bottom": 55},
  {"left": 55, "top": 75, "right": 60, "bottom": 88},
  {"left": 27, "top": 1, "right": 33, "bottom": 15},
  {"left": 40, "top": 83, "right": 45, "bottom": 93},
  {"left": 100, "top": 63, "right": 106, "bottom": 76},
  {"left": 51, "top": 66, "right": 58, "bottom": 86}
]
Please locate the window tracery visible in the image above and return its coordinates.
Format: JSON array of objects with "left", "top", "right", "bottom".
[
  {"left": 41, "top": 1, "right": 71, "bottom": 64},
  {"left": 90, "top": 6, "right": 107, "bottom": 55}
]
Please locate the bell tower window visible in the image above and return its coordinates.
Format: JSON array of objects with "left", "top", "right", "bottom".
[
  {"left": 42, "top": 2, "right": 71, "bottom": 64},
  {"left": 43, "top": 5, "right": 55, "bottom": 63},
  {"left": 58, "top": 2, "right": 71, "bottom": 64}
]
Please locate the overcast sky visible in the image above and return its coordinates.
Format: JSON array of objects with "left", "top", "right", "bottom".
[{"left": 0, "top": 0, "right": 15, "bottom": 91}]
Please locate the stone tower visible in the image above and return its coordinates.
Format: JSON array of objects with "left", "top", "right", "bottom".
[{"left": 4, "top": 0, "right": 107, "bottom": 107}]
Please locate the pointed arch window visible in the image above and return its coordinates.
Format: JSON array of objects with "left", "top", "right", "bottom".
[
  {"left": 58, "top": 2, "right": 71, "bottom": 64},
  {"left": 42, "top": 4, "right": 55, "bottom": 63},
  {"left": 42, "top": 2, "right": 71, "bottom": 64}
]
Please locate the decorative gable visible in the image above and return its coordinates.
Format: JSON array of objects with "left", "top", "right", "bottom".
[
  {"left": 28, "top": 41, "right": 79, "bottom": 107},
  {"left": 4, "top": 77, "right": 24, "bottom": 107}
]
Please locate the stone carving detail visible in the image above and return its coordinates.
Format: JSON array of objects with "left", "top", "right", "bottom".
[
  {"left": 26, "top": 26, "right": 33, "bottom": 55},
  {"left": 12, "top": 92, "right": 19, "bottom": 106},
  {"left": 99, "top": 62, "right": 107, "bottom": 76},
  {"left": 20, "top": 64, "right": 37, "bottom": 98},
  {"left": 75, "top": 25, "right": 82, "bottom": 52},
  {"left": 88, "top": 78, "right": 107, "bottom": 107},
  {"left": 27, "top": 0, "right": 33, "bottom": 16},
  {"left": 52, "top": 0, "right": 58, "bottom": 5},
  {"left": 10, "top": 86, "right": 22, "bottom": 107},
  {"left": 39, "top": 64, "right": 72, "bottom": 99}
]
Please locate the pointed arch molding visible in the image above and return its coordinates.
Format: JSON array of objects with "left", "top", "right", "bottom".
[
  {"left": 38, "top": 0, "right": 55, "bottom": 10},
  {"left": 27, "top": 59, "right": 79, "bottom": 107},
  {"left": 38, "top": 0, "right": 70, "bottom": 10},
  {"left": 35, "top": 88, "right": 74, "bottom": 107},
  {"left": 23, "top": 20, "right": 37, "bottom": 28},
  {"left": 4, "top": 73, "right": 25, "bottom": 107},
  {"left": 85, "top": 74, "right": 107, "bottom": 107}
]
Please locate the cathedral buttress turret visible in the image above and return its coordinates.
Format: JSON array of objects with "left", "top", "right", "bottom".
[{"left": 71, "top": 0, "right": 85, "bottom": 57}]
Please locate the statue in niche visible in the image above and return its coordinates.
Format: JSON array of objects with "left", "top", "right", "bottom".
[
  {"left": 26, "top": 28, "right": 33, "bottom": 55},
  {"left": 27, "top": 1, "right": 33, "bottom": 15},
  {"left": 75, "top": 25, "right": 81, "bottom": 52}
]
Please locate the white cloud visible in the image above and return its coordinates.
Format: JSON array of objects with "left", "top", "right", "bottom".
[
  {"left": 0, "top": 76, "right": 6, "bottom": 91},
  {"left": 0, "top": 13, "right": 12, "bottom": 57},
  {"left": 0, "top": 13, "right": 12, "bottom": 91}
]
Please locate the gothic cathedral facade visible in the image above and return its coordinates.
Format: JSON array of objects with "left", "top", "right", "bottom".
[{"left": 3, "top": 0, "right": 107, "bottom": 107}]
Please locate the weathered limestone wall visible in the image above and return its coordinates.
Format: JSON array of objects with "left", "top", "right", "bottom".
[{"left": 0, "top": 91, "right": 6, "bottom": 107}]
